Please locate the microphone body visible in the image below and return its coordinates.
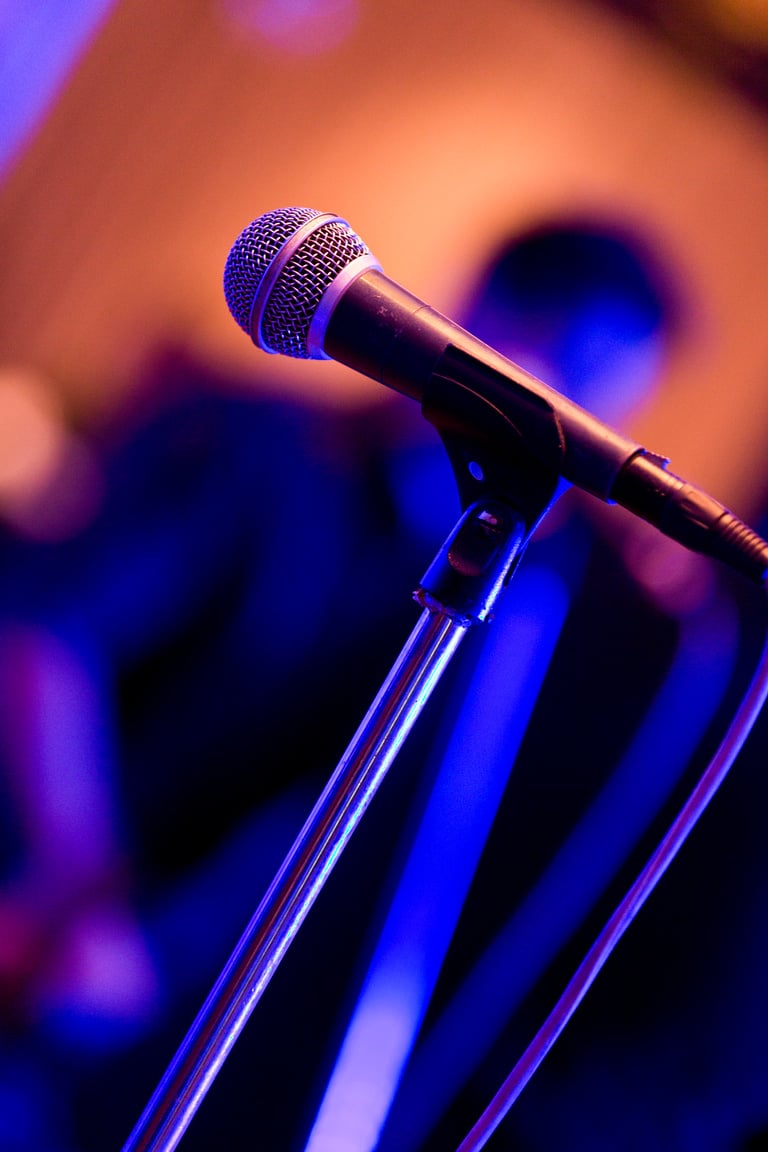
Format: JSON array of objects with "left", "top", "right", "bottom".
[
  {"left": 323, "top": 266, "right": 640, "bottom": 502},
  {"left": 223, "top": 209, "right": 768, "bottom": 584}
]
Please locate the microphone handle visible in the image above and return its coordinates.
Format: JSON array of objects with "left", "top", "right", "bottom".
[
  {"left": 324, "top": 268, "right": 645, "bottom": 498},
  {"left": 324, "top": 269, "right": 768, "bottom": 583}
]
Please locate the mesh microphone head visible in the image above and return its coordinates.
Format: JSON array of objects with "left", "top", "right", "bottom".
[{"left": 223, "top": 207, "right": 379, "bottom": 359}]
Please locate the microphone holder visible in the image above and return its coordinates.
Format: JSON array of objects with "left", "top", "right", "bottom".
[{"left": 121, "top": 496, "right": 533, "bottom": 1152}]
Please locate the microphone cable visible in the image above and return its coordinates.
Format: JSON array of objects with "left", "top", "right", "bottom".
[{"left": 455, "top": 588, "right": 768, "bottom": 1152}]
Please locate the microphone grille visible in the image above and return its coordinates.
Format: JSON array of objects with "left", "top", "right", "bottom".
[
  {"left": 224, "top": 207, "right": 374, "bottom": 358},
  {"left": 223, "top": 207, "right": 324, "bottom": 333}
]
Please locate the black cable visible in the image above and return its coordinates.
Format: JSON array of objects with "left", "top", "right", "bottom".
[{"left": 456, "top": 591, "right": 768, "bottom": 1152}]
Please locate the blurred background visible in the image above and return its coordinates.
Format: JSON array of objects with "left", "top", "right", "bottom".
[{"left": 1, "top": 1, "right": 768, "bottom": 1149}]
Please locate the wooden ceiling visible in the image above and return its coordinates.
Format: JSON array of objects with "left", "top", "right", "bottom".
[{"left": 1, "top": 0, "right": 767, "bottom": 513}]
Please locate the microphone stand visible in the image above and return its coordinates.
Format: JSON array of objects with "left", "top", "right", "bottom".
[{"left": 121, "top": 496, "right": 534, "bottom": 1152}]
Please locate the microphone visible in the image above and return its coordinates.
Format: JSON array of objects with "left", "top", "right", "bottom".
[{"left": 223, "top": 206, "right": 768, "bottom": 584}]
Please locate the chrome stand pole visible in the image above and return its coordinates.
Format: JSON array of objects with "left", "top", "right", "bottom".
[{"left": 121, "top": 500, "right": 527, "bottom": 1152}]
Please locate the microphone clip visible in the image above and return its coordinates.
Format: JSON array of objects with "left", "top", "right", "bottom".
[{"left": 424, "top": 358, "right": 563, "bottom": 546}]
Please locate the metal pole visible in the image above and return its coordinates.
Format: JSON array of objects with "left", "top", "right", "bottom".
[{"left": 121, "top": 500, "right": 526, "bottom": 1152}]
